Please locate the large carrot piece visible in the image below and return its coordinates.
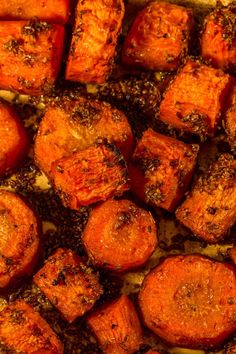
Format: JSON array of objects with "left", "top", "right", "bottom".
[
  {"left": 66, "top": 0, "right": 124, "bottom": 84},
  {"left": 34, "top": 97, "right": 134, "bottom": 177},
  {"left": 129, "top": 128, "right": 198, "bottom": 212},
  {"left": 122, "top": 1, "right": 193, "bottom": 72},
  {"left": 0, "top": 0, "right": 70, "bottom": 25},
  {"left": 83, "top": 199, "right": 157, "bottom": 272},
  {"left": 0, "top": 300, "right": 64, "bottom": 353},
  {"left": 0, "top": 102, "right": 29, "bottom": 176},
  {"left": 87, "top": 295, "right": 143, "bottom": 354},
  {"left": 139, "top": 254, "right": 236, "bottom": 349},
  {"left": 0, "top": 20, "right": 64, "bottom": 95},
  {"left": 159, "top": 60, "right": 233, "bottom": 137},
  {"left": 176, "top": 154, "right": 236, "bottom": 243},
  {"left": 34, "top": 248, "right": 103, "bottom": 323},
  {"left": 0, "top": 190, "right": 40, "bottom": 289},
  {"left": 51, "top": 142, "right": 129, "bottom": 209}
]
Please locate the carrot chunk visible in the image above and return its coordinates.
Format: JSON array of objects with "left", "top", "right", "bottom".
[
  {"left": 122, "top": 1, "right": 193, "bottom": 72},
  {"left": 176, "top": 154, "right": 236, "bottom": 243},
  {"left": 34, "top": 98, "right": 134, "bottom": 177},
  {"left": 201, "top": 5, "right": 236, "bottom": 71},
  {"left": 0, "top": 300, "right": 63, "bottom": 353},
  {"left": 0, "top": 190, "right": 40, "bottom": 289},
  {"left": 129, "top": 128, "right": 198, "bottom": 212},
  {"left": 139, "top": 254, "right": 236, "bottom": 349},
  {"left": 87, "top": 295, "right": 143, "bottom": 354},
  {"left": 66, "top": 0, "right": 124, "bottom": 84},
  {"left": 0, "top": 102, "right": 28, "bottom": 176},
  {"left": 34, "top": 248, "right": 103, "bottom": 323},
  {"left": 0, "top": 20, "right": 65, "bottom": 95},
  {"left": 223, "top": 82, "right": 236, "bottom": 149},
  {"left": 83, "top": 199, "right": 157, "bottom": 272},
  {"left": 159, "top": 60, "right": 233, "bottom": 137},
  {"left": 0, "top": 0, "right": 70, "bottom": 25},
  {"left": 51, "top": 142, "right": 129, "bottom": 209}
]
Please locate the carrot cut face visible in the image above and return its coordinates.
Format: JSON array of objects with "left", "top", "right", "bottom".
[
  {"left": 0, "top": 102, "right": 29, "bottom": 176},
  {"left": 139, "top": 254, "right": 236, "bottom": 349},
  {"left": 34, "top": 98, "right": 134, "bottom": 177},
  {"left": 159, "top": 60, "right": 233, "bottom": 137},
  {"left": 34, "top": 248, "right": 103, "bottom": 323},
  {"left": 0, "top": 0, "right": 70, "bottom": 25},
  {"left": 87, "top": 295, "right": 143, "bottom": 354},
  {"left": 51, "top": 142, "right": 129, "bottom": 209},
  {"left": 122, "top": 1, "right": 193, "bottom": 72},
  {"left": 129, "top": 128, "right": 198, "bottom": 212},
  {"left": 66, "top": 0, "right": 124, "bottom": 84},
  {"left": 83, "top": 199, "right": 157, "bottom": 272},
  {"left": 0, "top": 190, "right": 40, "bottom": 289},
  {"left": 176, "top": 154, "right": 236, "bottom": 243},
  {"left": 201, "top": 6, "right": 236, "bottom": 71},
  {"left": 0, "top": 20, "right": 65, "bottom": 95},
  {"left": 0, "top": 300, "right": 64, "bottom": 353}
]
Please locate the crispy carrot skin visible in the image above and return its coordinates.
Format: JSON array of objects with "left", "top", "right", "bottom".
[
  {"left": 139, "top": 254, "right": 236, "bottom": 349},
  {"left": 52, "top": 142, "right": 129, "bottom": 209},
  {"left": 0, "top": 20, "right": 65, "bottom": 95},
  {"left": 0, "top": 300, "right": 64, "bottom": 353},
  {"left": 66, "top": 0, "right": 124, "bottom": 84},
  {"left": 0, "top": 0, "right": 70, "bottom": 25},
  {"left": 0, "top": 102, "right": 29, "bottom": 176},
  {"left": 224, "top": 82, "right": 236, "bottom": 149},
  {"left": 129, "top": 128, "right": 198, "bottom": 212},
  {"left": 201, "top": 6, "right": 236, "bottom": 71},
  {"left": 34, "top": 98, "right": 134, "bottom": 177},
  {"left": 159, "top": 60, "right": 233, "bottom": 136},
  {"left": 0, "top": 190, "right": 40, "bottom": 289},
  {"left": 34, "top": 248, "right": 102, "bottom": 323},
  {"left": 122, "top": 1, "right": 193, "bottom": 71},
  {"left": 83, "top": 199, "right": 157, "bottom": 272},
  {"left": 87, "top": 295, "right": 143, "bottom": 354},
  {"left": 176, "top": 154, "right": 236, "bottom": 243}
]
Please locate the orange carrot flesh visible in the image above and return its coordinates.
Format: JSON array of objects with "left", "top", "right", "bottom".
[{"left": 224, "top": 82, "right": 236, "bottom": 149}]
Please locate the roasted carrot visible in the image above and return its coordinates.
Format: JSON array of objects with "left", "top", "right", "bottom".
[
  {"left": 34, "top": 248, "right": 103, "bottom": 323},
  {"left": 0, "top": 190, "right": 40, "bottom": 289},
  {"left": 223, "top": 82, "right": 236, "bottom": 149},
  {"left": 66, "top": 0, "right": 124, "bottom": 84},
  {"left": 128, "top": 128, "right": 198, "bottom": 212},
  {"left": 201, "top": 5, "right": 236, "bottom": 71},
  {"left": 0, "top": 300, "right": 64, "bottom": 353},
  {"left": 51, "top": 142, "right": 129, "bottom": 209},
  {"left": 0, "top": 102, "right": 29, "bottom": 176},
  {"left": 159, "top": 60, "right": 233, "bottom": 137},
  {"left": 122, "top": 1, "right": 193, "bottom": 72},
  {"left": 34, "top": 97, "right": 134, "bottom": 177},
  {"left": 83, "top": 199, "right": 157, "bottom": 272},
  {"left": 229, "top": 247, "right": 236, "bottom": 265},
  {"left": 139, "top": 254, "right": 236, "bottom": 349},
  {"left": 0, "top": 0, "right": 70, "bottom": 25},
  {"left": 0, "top": 20, "right": 65, "bottom": 95},
  {"left": 87, "top": 295, "right": 143, "bottom": 354},
  {"left": 176, "top": 154, "right": 236, "bottom": 243}
]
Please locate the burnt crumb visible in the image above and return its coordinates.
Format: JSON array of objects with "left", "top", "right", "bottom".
[
  {"left": 4, "top": 38, "right": 24, "bottom": 55},
  {"left": 10, "top": 309, "right": 25, "bottom": 325},
  {"left": 22, "top": 19, "right": 52, "bottom": 38},
  {"left": 52, "top": 271, "right": 66, "bottom": 286},
  {"left": 206, "top": 206, "right": 218, "bottom": 214},
  {"left": 31, "top": 325, "right": 43, "bottom": 337},
  {"left": 170, "top": 159, "right": 179, "bottom": 168},
  {"left": 1, "top": 255, "right": 14, "bottom": 266},
  {"left": 71, "top": 101, "right": 101, "bottom": 127},
  {"left": 145, "top": 183, "right": 164, "bottom": 204},
  {"left": 17, "top": 76, "right": 33, "bottom": 89},
  {"left": 180, "top": 110, "right": 208, "bottom": 137},
  {"left": 114, "top": 211, "right": 133, "bottom": 230},
  {"left": 213, "top": 5, "right": 236, "bottom": 44},
  {"left": 133, "top": 156, "right": 160, "bottom": 175}
]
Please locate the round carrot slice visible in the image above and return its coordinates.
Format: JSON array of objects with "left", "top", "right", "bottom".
[
  {"left": 139, "top": 254, "right": 236, "bottom": 349},
  {"left": 0, "top": 190, "right": 40, "bottom": 289},
  {"left": 0, "top": 102, "right": 29, "bottom": 176},
  {"left": 83, "top": 199, "right": 157, "bottom": 272}
]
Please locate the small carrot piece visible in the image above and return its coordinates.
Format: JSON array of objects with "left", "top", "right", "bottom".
[
  {"left": 139, "top": 254, "right": 236, "bottom": 349},
  {"left": 122, "top": 1, "right": 193, "bottom": 72},
  {"left": 0, "top": 20, "right": 65, "bottom": 95},
  {"left": 129, "top": 128, "right": 198, "bottom": 212},
  {"left": 66, "top": 0, "right": 124, "bottom": 84},
  {"left": 34, "top": 248, "right": 103, "bottom": 323},
  {"left": 0, "top": 300, "right": 64, "bottom": 353},
  {"left": 83, "top": 199, "right": 157, "bottom": 272},
  {"left": 223, "top": 82, "right": 236, "bottom": 149},
  {"left": 0, "top": 190, "right": 40, "bottom": 289},
  {"left": 176, "top": 154, "right": 236, "bottom": 243},
  {"left": 0, "top": 102, "right": 28, "bottom": 176},
  {"left": 87, "top": 295, "right": 143, "bottom": 354}
]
